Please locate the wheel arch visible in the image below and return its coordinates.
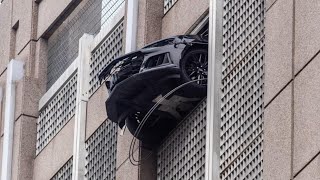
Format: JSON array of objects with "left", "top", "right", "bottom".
[{"left": 180, "top": 43, "right": 208, "bottom": 67}]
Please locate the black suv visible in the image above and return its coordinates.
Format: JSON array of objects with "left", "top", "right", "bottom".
[{"left": 99, "top": 35, "right": 208, "bottom": 145}]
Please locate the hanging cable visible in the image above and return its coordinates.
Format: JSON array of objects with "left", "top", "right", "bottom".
[{"left": 128, "top": 78, "right": 208, "bottom": 165}]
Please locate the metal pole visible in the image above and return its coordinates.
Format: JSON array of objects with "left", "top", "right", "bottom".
[
  {"left": 125, "top": 0, "right": 138, "bottom": 53},
  {"left": 1, "top": 60, "right": 24, "bottom": 180},
  {"left": 205, "top": 0, "right": 223, "bottom": 179}
]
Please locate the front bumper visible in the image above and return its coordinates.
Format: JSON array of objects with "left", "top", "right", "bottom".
[{"left": 106, "top": 65, "right": 181, "bottom": 127}]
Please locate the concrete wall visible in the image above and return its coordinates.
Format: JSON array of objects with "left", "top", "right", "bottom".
[
  {"left": 264, "top": 0, "right": 320, "bottom": 179},
  {"left": 6, "top": 0, "right": 316, "bottom": 179},
  {"left": 11, "top": 0, "right": 34, "bottom": 55},
  {"left": 11, "top": 116, "right": 37, "bottom": 180},
  {"left": 161, "top": 0, "right": 208, "bottom": 38},
  {"left": 0, "top": 0, "right": 50, "bottom": 179},
  {"left": 39, "top": 0, "right": 208, "bottom": 179},
  {"left": 136, "top": 0, "right": 163, "bottom": 49},
  {"left": 0, "top": 0, "right": 12, "bottom": 73},
  {"left": 86, "top": 85, "right": 109, "bottom": 139},
  {"left": 33, "top": 118, "right": 74, "bottom": 180},
  {"left": 37, "top": 0, "right": 76, "bottom": 39}
]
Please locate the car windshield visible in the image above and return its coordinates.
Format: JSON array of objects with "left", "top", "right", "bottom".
[{"left": 143, "top": 38, "right": 174, "bottom": 48}]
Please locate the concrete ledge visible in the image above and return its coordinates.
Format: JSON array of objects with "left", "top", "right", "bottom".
[
  {"left": 37, "top": 0, "right": 80, "bottom": 39},
  {"left": 38, "top": 57, "right": 78, "bottom": 110}
]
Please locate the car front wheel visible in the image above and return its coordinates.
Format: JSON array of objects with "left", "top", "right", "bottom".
[{"left": 180, "top": 48, "right": 208, "bottom": 94}]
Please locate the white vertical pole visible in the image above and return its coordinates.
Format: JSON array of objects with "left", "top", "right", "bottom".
[
  {"left": 1, "top": 60, "right": 24, "bottom": 180},
  {"left": 205, "top": 0, "right": 223, "bottom": 180},
  {"left": 72, "top": 34, "right": 94, "bottom": 180},
  {"left": 125, "top": 0, "right": 138, "bottom": 53}
]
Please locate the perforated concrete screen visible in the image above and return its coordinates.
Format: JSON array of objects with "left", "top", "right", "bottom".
[
  {"left": 220, "top": 0, "right": 265, "bottom": 179},
  {"left": 164, "top": 0, "right": 179, "bottom": 14},
  {"left": 51, "top": 158, "right": 73, "bottom": 180},
  {"left": 47, "top": 0, "right": 101, "bottom": 89},
  {"left": 47, "top": 0, "right": 124, "bottom": 89},
  {"left": 89, "top": 21, "right": 124, "bottom": 95},
  {"left": 85, "top": 120, "right": 118, "bottom": 180},
  {"left": 157, "top": 100, "right": 207, "bottom": 180},
  {"left": 158, "top": 0, "right": 264, "bottom": 179},
  {"left": 36, "top": 73, "right": 77, "bottom": 154}
]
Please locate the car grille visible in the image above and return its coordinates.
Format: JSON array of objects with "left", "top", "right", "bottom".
[
  {"left": 107, "top": 57, "right": 143, "bottom": 90},
  {"left": 145, "top": 53, "right": 170, "bottom": 68}
]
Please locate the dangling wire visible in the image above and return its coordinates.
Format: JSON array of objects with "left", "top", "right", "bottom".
[{"left": 128, "top": 78, "right": 208, "bottom": 166}]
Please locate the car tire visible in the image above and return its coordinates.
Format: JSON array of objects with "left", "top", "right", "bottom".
[
  {"left": 180, "top": 48, "right": 208, "bottom": 95},
  {"left": 125, "top": 111, "right": 177, "bottom": 146}
]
